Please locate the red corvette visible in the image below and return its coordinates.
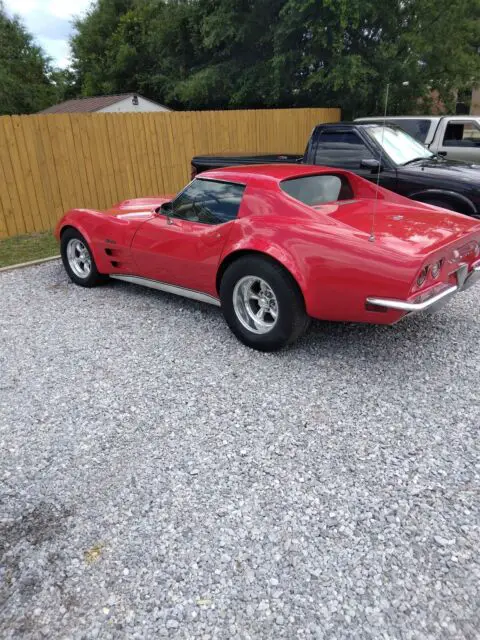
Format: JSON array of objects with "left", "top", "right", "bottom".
[{"left": 55, "top": 164, "right": 480, "bottom": 351}]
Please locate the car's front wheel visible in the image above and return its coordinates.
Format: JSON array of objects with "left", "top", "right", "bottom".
[
  {"left": 220, "top": 255, "right": 309, "bottom": 351},
  {"left": 61, "top": 228, "right": 106, "bottom": 287}
]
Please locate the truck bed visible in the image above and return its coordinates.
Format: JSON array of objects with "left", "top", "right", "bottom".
[{"left": 191, "top": 152, "right": 303, "bottom": 177}]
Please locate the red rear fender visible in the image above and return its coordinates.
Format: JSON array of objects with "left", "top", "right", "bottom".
[{"left": 218, "top": 240, "right": 308, "bottom": 302}]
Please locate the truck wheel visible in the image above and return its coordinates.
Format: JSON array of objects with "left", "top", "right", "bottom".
[
  {"left": 423, "top": 199, "right": 458, "bottom": 212},
  {"left": 219, "top": 255, "right": 309, "bottom": 351}
]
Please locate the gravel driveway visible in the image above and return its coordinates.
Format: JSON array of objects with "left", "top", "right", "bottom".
[{"left": 1, "top": 261, "right": 479, "bottom": 639}]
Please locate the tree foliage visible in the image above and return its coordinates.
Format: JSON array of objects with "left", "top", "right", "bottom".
[
  {"left": 0, "top": 2, "right": 61, "bottom": 114},
  {"left": 69, "top": 0, "right": 480, "bottom": 116}
]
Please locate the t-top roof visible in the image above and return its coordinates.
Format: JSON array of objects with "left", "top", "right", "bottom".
[{"left": 200, "top": 163, "right": 345, "bottom": 183}]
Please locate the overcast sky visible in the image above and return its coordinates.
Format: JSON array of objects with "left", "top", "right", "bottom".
[{"left": 5, "top": 0, "right": 92, "bottom": 67}]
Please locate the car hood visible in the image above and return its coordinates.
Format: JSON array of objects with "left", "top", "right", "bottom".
[
  {"left": 400, "top": 158, "right": 480, "bottom": 183},
  {"left": 323, "top": 198, "right": 480, "bottom": 256},
  {"left": 105, "top": 196, "right": 174, "bottom": 218}
]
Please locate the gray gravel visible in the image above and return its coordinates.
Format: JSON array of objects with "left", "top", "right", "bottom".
[{"left": 1, "top": 260, "right": 479, "bottom": 639}]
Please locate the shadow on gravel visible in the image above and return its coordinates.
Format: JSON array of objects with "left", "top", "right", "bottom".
[
  {"left": 295, "top": 312, "right": 464, "bottom": 361},
  {"left": 0, "top": 503, "right": 73, "bottom": 557},
  {"left": 0, "top": 502, "right": 74, "bottom": 607},
  {"left": 105, "top": 278, "right": 222, "bottom": 315}
]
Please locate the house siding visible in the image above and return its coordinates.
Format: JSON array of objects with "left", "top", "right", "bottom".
[
  {"left": 99, "top": 96, "right": 170, "bottom": 113},
  {"left": 471, "top": 88, "right": 480, "bottom": 116}
]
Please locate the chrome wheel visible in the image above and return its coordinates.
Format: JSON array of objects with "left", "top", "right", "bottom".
[
  {"left": 233, "top": 276, "right": 279, "bottom": 334},
  {"left": 66, "top": 238, "right": 92, "bottom": 279}
]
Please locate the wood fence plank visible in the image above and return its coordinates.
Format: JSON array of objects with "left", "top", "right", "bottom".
[
  {"left": 0, "top": 117, "right": 23, "bottom": 237},
  {"left": 7, "top": 116, "right": 38, "bottom": 232}
]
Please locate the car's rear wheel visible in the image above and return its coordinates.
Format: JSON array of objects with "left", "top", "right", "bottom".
[
  {"left": 219, "top": 255, "right": 309, "bottom": 351},
  {"left": 61, "top": 228, "right": 105, "bottom": 287}
]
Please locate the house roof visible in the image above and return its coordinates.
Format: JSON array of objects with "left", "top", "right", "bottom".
[{"left": 38, "top": 93, "right": 170, "bottom": 114}]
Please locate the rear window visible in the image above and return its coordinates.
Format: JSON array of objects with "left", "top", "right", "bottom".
[
  {"left": 360, "top": 119, "right": 432, "bottom": 143},
  {"left": 313, "top": 130, "right": 372, "bottom": 168},
  {"left": 280, "top": 174, "right": 354, "bottom": 206},
  {"left": 393, "top": 119, "right": 431, "bottom": 143}
]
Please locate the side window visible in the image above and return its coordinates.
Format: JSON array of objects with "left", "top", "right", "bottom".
[
  {"left": 171, "top": 179, "right": 245, "bottom": 224},
  {"left": 443, "top": 121, "right": 480, "bottom": 147},
  {"left": 314, "top": 131, "right": 373, "bottom": 168},
  {"left": 280, "top": 174, "right": 354, "bottom": 205}
]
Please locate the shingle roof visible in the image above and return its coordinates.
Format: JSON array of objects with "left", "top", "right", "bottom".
[{"left": 38, "top": 93, "right": 169, "bottom": 114}]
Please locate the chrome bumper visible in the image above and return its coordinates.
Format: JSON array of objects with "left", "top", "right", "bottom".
[{"left": 367, "top": 262, "right": 480, "bottom": 314}]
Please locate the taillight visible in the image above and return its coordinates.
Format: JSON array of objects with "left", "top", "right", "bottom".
[
  {"left": 190, "top": 164, "right": 198, "bottom": 180},
  {"left": 417, "top": 265, "right": 429, "bottom": 287},
  {"left": 430, "top": 260, "right": 443, "bottom": 279}
]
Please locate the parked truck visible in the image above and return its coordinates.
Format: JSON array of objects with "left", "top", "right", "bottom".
[{"left": 191, "top": 122, "right": 480, "bottom": 217}]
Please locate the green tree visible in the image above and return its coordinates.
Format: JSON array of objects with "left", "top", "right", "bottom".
[
  {"left": 50, "top": 68, "right": 80, "bottom": 103},
  {"left": 0, "top": 2, "right": 58, "bottom": 114},
  {"left": 71, "top": 0, "right": 139, "bottom": 96},
  {"left": 273, "top": 0, "right": 480, "bottom": 116},
  {"left": 70, "top": 0, "right": 204, "bottom": 105},
  {"left": 70, "top": 0, "right": 480, "bottom": 116}
]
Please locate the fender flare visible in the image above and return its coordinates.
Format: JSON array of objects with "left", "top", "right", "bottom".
[
  {"left": 58, "top": 219, "right": 101, "bottom": 266},
  {"left": 408, "top": 189, "right": 477, "bottom": 215},
  {"left": 216, "top": 245, "right": 308, "bottom": 301}
]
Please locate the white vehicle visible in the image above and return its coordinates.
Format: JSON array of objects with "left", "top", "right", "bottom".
[{"left": 355, "top": 115, "right": 480, "bottom": 164}]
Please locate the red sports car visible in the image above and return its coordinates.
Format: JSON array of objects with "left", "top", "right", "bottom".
[{"left": 56, "top": 164, "right": 480, "bottom": 351}]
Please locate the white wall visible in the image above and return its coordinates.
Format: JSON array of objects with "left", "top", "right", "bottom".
[{"left": 100, "top": 96, "right": 170, "bottom": 113}]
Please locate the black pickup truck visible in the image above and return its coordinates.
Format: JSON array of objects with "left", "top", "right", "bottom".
[{"left": 191, "top": 122, "right": 480, "bottom": 217}]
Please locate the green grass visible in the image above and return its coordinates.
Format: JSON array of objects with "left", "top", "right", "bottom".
[{"left": 0, "top": 231, "right": 59, "bottom": 268}]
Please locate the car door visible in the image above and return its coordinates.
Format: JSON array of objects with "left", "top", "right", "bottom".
[
  {"left": 131, "top": 178, "right": 245, "bottom": 296},
  {"left": 311, "top": 129, "right": 398, "bottom": 192},
  {"left": 435, "top": 119, "right": 480, "bottom": 163}
]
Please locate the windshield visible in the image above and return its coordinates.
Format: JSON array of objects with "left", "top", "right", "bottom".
[{"left": 366, "top": 126, "right": 434, "bottom": 165}]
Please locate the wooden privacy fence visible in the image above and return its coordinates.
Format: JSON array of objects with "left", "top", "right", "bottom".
[{"left": 0, "top": 107, "right": 340, "bottom": 239}]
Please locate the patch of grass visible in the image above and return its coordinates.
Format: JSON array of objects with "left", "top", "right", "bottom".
[{"left": 0, "top": 231, "right": 59, "bottom": 268}]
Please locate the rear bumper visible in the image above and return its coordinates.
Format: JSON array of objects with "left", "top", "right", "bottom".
[{"left": 367, "top": 261, "right": 480, "bottom": 314}]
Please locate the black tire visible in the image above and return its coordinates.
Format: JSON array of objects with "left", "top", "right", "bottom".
[
  {"left": 420, "top": 199, "right": 459, "bottom": 213},
  {"left": 60, "top": 228, "right": 106, "bottom": 287},
  {"left": 219, "top": 255, "right": 310, "bottom": 351}
]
